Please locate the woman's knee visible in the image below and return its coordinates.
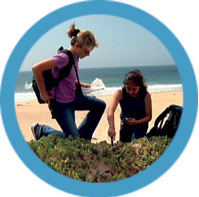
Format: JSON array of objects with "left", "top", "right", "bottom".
[
  {"left": 88, "top": 96, "right": 106, "bottom": 113},
  {"left": 99, "top": 99, "right": 106, "bottom": 111}
]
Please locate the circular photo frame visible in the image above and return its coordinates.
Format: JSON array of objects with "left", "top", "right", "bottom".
[{"left": 0, "top": 1, "right": 198, "bottom": 197}]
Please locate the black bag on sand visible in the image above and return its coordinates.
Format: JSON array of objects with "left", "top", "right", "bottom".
[
  {"left": 146, "top": 104, "right": 183, "bottom": 138},
  {"left": 32, "top": 47, "right": 80, "bottom": 104}
]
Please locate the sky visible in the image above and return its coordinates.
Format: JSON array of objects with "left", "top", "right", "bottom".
[{"left": 20, "top": 14, "right": 175, "bottom": 71}]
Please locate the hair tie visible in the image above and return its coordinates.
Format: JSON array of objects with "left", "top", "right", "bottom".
[{"left": 73, "top": 29, "right": 80, "bottom": 37}]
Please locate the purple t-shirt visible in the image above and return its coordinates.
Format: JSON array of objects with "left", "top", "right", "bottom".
[{"left": 49, "top": 52, "right": 79, "bottom": 103}]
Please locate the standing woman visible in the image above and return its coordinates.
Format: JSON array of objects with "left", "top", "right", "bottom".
[
  {"left": 107, "top": 69, "right": 152, "bottom": 143},
  {"left": 31, "top": 24, "right": 106, "bottom": 141}
]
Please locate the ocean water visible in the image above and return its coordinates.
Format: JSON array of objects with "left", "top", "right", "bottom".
[{"left": 15, "top": 65, "right": 182, "bottom": 102}]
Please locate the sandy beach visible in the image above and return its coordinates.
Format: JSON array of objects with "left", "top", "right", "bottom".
[{"left": 15, "top": 90, "right": 183, "bottom": 143}]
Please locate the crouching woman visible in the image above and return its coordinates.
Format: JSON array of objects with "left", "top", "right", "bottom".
[{"left": 107, "top": 69, "right": 152, "bottom": 143}]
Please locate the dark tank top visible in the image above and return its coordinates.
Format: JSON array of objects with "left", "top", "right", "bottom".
[{"left": 119, "top": 87, "right": 147, "bottom": 120}]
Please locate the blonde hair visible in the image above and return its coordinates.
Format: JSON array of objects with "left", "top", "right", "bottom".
[{"left": 67, "top": 23, "right": 99, "bottom": 48}]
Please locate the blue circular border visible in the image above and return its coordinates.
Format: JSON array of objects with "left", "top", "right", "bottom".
[{"left": 0, "top": 1, "right": 198, "bottom": 197}]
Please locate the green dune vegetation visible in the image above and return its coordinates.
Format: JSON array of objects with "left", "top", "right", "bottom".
[{"left": 28, "top": 134, "right": 172, "bottom": 182}]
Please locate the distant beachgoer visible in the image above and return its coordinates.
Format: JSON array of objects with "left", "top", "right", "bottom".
[
  {"left": 107, "top": 69, "right": 152, "bottom": 143},
  {"left": 31, "top": 23, "right": 106, "bottom": 141}
]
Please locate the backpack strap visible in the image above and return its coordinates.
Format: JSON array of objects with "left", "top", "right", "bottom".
[
  {"left": 154, "top": 106, "right": 171, "bottom": 129},
  {"left": 54, "top": 48, "right": 74, "bottom": 85},
  {"left": 53, "top": 46, "right": 82, "bottom": 93},
  {"left": 60, "top": 48, "right": 82, "bottom": 93}
]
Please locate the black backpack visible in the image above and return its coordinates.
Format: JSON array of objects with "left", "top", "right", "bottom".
[
  {"left": 147, "top": 104, "right": 183, "bottom": 138},
  {"left": 32, "top": 47, "right": 81, "bottom": 104}
]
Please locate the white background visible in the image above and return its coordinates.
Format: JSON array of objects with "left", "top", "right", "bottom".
[{"left": 0, "top": 1, "right": 198, "bottom": 196}]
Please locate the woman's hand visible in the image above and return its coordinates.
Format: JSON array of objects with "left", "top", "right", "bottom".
[
  {"left": 108, "top": 127, "right": 116, "bottom": 141},
  {"left": 124, "top": 118, "right": 139, "bottom": 125},
  {"left": 80, "top": 82, "right": 91, "bottom": 88},
  {"left": 40, "top": 90, "right": 51, "bottom": 104}
]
